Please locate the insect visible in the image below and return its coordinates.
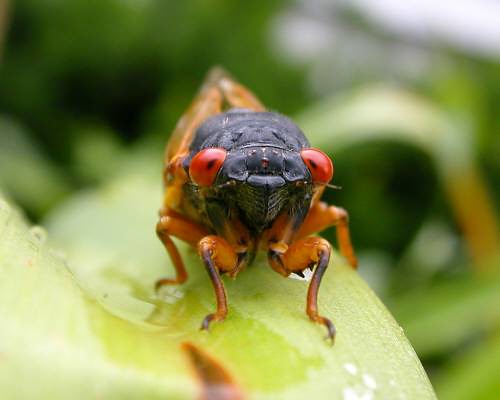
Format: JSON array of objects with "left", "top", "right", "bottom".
[{"left": 156, "top": 68, "right": 357, "bottom": 341}]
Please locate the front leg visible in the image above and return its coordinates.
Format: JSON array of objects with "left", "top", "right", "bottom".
[
  {"left": 268, "top": 237, "right": 335, "bottom": 342},
  {"left": 197, "top": 235, "right": 239, "bottom": 330}
]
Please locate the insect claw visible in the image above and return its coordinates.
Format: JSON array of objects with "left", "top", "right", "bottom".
[
  {"left": 308, "top": 313, "right": 336, "bottom": 344},
  {"left": 293, "top": 270, "right": 305, "bottom": 278},
  {"left": 200, "top": 312, "right": 226, "bottom": 331},
  {"left": 200, "top": 313, "right": 215, "bottom": 331},
  {"left": 155, "top": 278, "right": 177, "bottom": 293},
  {"left": 323, "top": 318, "right": 336, "bottom": 345}
]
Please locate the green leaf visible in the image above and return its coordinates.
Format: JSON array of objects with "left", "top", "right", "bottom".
[
  {"left": 0, "top": 172, "right": 436, "bottom": 399},
  {"left": 434, "top": 335, "right": 500, "bottom": 400},
  {"left": 389, "top": 268, "right": 500, "bottom": 357}
]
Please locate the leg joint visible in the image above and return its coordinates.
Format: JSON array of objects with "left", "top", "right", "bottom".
[
  {"left": 197, "top": 235, "right": 238, "bottom": 273},
  {"left": 330, "top": 206, "right": 349, "bottom": 224},
  {"left": 156, "top": 216, "right": 172, "bottom": 235}
]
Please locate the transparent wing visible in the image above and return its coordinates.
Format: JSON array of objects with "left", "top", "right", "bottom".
[{"left": 164, "top": 67, "right": 265, "bottom": 164}]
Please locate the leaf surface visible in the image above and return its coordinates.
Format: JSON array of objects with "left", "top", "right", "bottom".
[{"left": 0, "top": 171, "right": 435, "bottom": 399}]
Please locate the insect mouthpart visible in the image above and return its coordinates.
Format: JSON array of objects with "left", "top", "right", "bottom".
[{"left": 235, "top": 175, "right": 290, "bottom": 232}]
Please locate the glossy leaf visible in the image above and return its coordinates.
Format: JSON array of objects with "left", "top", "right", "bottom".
[{"left": 0, "top": 170, "right": 436, "bottom": 399}]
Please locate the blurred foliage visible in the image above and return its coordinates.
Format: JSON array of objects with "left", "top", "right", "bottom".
[
  {"left": 0, "top": 0, "right": 306, "bottom": 161},
  {"left": 1, "top": 1, "right": 500, "bottom": 399},
  {"left": 297, "top": 85, "right": 499, "bottom": 268},
  {"left": 0, "top": 116, "right": 70, "bottom": 215}
]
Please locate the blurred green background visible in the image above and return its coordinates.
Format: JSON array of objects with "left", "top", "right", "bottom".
[{"left": 1, "top": 0, "right": 499, "bottom": 398}]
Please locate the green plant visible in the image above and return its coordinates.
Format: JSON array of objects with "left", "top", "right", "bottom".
[{"left": 0, "top": 168, "right": 435, "bottom": 399}]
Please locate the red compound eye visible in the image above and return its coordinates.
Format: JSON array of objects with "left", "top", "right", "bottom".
[
  {"left": 189, "top": 148, "right": 227, "bottom": 186},
  {"left": 300, "top": 148, "right": 334, "bottom": 184}
]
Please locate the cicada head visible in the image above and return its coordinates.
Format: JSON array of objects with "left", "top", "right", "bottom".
[{"left": 184, "top": 110, "right": 334, "bottom": 234}]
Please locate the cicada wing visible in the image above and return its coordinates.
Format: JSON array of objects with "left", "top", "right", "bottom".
[
  {"left": 164, "top": 82, "right": 222, "bottom": 164},
  {"left": 164, "top": 67, "right": 265, "bottom": 165}
]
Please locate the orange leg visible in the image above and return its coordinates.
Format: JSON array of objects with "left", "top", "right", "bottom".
[
  {"left": 156, "top": 214, "right": 209, "bottom": 289},
  {"left": 296, "top": 201, "right": 357, "bottom": 268},
  {"left": 268, "top": 237, "right": 335, "bottom": 341},
  {"left": 197, "top": 235, "right": 238, "bottom": 330}
]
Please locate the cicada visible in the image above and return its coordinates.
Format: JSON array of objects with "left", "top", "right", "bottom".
[{"left": 156, "top": 68, "right": 357, "bottom": 341}]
